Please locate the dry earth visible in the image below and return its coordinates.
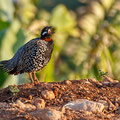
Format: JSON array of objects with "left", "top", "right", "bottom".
[{"left": 0, "top": 76, "right": 120, "bottom": 120}]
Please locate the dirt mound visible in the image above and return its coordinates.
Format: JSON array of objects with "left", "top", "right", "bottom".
[{"left": 0, "top": 78, "right": 120, "bottom": 120}]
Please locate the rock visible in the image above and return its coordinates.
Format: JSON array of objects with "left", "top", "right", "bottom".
[
  {"left": 116, "top": 82, "right": 120, "bottom": 88},
  {"left": 80, "top": 79, "right": 91, "bottom": 85},
  {"left": 24, "top": 103, "right": 36, "bottom": 110},
  {"left": 32, "top": 98, "right": 45, "bottom": 109},
  {"left": 0, "top": 102, "right": 9, "bottom": 108},
  {"left": 41, "top": 90, "right": 55, "bottom": 100},
  {"left": 102, "top": 76, "right": 119, "bottom": 85},
  {"left": 103, "top": 76, "right": 114, "bottom": 82},
  {"left": 64, "top": 80, "right": 72, "bottom": 85},
  {"left": 112, "top": 116, "right": 120, "bottom": 120},
  {"left": 98, "top": 100, "right": 108, "bottom": 110},
  {"left": 88, "top": 78, "right": 102, "bottom": 86},
  {"left": 64, "top": 99, "right": 104, "bottom": 113},
  {"left": 14, "top": 100, "right": 36, "bottom": 110},
  {"left": 105, "top": 113, "right": 116, "bottom": 119},
  {"left": 88, "top": 78, "right": 97, "bottom": 82},
  {"left": 102, "top": 81, "right": 111, "bottom": 85},
  {"left": 15, "top": 100, "right": 26, "bottom": 109},
  {"left": 114, "top": 96, "right": 120, "bottom": 105},
  {"left": 107, "top": 99, "right": 116, "bottom": 111},
  {"left": 30, "top": 108, "right": 63, "bottom": 120}
]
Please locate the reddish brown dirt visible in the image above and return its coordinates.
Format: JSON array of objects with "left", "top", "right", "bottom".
[{"left": 0, "top": 78, "right": 120, "bottom": 120}]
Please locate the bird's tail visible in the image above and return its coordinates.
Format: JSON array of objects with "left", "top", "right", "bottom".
[
  {"left": 0, "top": 60, "right": 19, "bottom": 75},
  {"left": 0, "top": 60, "right": 11, "bottom": 72}
]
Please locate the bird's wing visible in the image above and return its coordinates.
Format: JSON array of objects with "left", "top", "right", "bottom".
[{"left": 16, "top": 39, "right": 40, "bottom": 73}]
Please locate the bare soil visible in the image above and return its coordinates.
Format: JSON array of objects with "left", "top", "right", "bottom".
[{"left": 0, "top": 78, "right": 120, "bottom": 120}]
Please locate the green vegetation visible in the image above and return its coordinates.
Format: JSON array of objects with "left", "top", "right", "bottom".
[
  {"left": 0, "top": 0, "right": 120, "bottom": 88},
  {"left": 8, "top": 85, "right": 20, "bottom": 96},
  {"left": 97, "top": 70, "right": 108, "bottom": 80}
]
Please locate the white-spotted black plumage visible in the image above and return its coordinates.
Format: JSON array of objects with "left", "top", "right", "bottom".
[{"left": 0, "top": 26, "right": 54, "bottom": 83}]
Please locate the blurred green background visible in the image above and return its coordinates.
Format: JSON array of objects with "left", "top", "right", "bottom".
[{"left": 0, "top": 0, "right": 120, "bottom": 88}]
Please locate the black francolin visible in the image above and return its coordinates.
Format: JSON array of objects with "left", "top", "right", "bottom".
[{"left": 0, "top": 26, "right": 55, "bottom": 83}]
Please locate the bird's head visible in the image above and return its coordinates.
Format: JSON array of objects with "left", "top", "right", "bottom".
[{"left": 41, "top": 26, "right": 55, "bottom": 41}]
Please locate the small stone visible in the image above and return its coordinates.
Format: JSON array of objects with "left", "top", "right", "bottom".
[
  {"left": 88, "top": 78, "right": 97, "bottom": 82},
  {"left": 113, "top": 80, "right": 119, "bottom": 83},
  {"left": 102, "top": 76, "right": 119, "bottom": 85},
  {"left": 102, "top": 81, "right": 110, "bottom": 85},
  {"left": 24, "top": 103, "right": 36, "bottom": 110},
  {"left": 103, "top": 76, "right": 114, "bottom": 82},
  {"left": 33, "top": 98, "right": 45, "bottom": 109},
  {"left": 0, "top": 102, "right": 9, "bottom": 108},
  {"left": 98, "top": 100, "right": 108, "bottom": 110},
  {"left": 64, "top": 99, "right": 104, "bottom": 113},
  {"left": 107, "top": 99, "right": 116, "bottom": 111},
  {"left": 60, "top": 106, "right": 66, "bottom": 113},
  {"left": 30, "top": 108, "right": 63, "bottom": 120},
  {"left": 105, "top": 113, "right": 116, "bottom": 119},
  {"left": 41, "top": 90, "right": 55, "bottom": 100},
  {"left": 80, "top": 79, "right": 91, "bottom": 84},
  {"left": 88, "top": 78, "right": 102, "bottom": 86},
  {"left": 15, "top": 100, "right": 26, "bottom": 109},
  {"left": 29, "top": 95, "right": 33, "bottom": 100},
  {"left": 116, "top": 82, "right": 120, "bottom": 88},
  {"left": 64, "top": 80, "right": 72, "bottom": 85},
  {"left": 15, "top": 100, "right": 36, "bottom": 110}
]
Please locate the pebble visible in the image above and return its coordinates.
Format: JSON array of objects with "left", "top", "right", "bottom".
[
  {"left": 98, "top": 100, "right": 108, "bottom": 110},
  {"left": 64, "top": 99, "right": 104, "bottom": 113},
  {"left": 15, "top": 100, "right": 36, "bottom": 110},
  {"left": 41, "top": 90, "right": 55, "bottom": 100},
  {"left": 24, "top": 103, "right": 36, "bottom": 110},
  {"left": 15, "top": 100, "right": 26, "bottom": 109},
  {"left": 30, "top": 108, "right": 63, "bottom": 120},
  {"left": 116, "top": 82, "right": 120, "bottom": 88},
  {"left": 0, "top": 102, "right": 10, "bottom": 108},
  {"left": 107, "top": 99, "right": 116, "bottom": 111},
  {"left": 88, "top": 78, "right": 102, "bottom": 86},
  {"left": 32, "top": 98, "right": 45, "bottom": 109},
  {"left": 64, "top": 80, "right": 72, "bottom": 85},
  {"left": 102, "top": 76, "right": 119, "bottom": 85}
]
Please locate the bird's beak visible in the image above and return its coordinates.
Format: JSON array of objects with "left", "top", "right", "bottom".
[{"left": 48, "top": 26, "right": 55, "bottom": 34}]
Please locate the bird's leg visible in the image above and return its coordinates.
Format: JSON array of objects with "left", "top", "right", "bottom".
[
  {"left": 28, "top": 72, "right": 34, "bottom": 83},
  {"left": 33, "top": 72, "right": 39, "bottom": 83}
]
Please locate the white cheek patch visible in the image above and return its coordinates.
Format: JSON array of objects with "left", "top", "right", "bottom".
[{"left": 42, "top": 31, "right": 47, "bottom": 36}]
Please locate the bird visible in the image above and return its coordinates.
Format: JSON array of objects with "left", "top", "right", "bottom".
[{"left": 0, "top": 26, "right": 55, "bottom": 83}]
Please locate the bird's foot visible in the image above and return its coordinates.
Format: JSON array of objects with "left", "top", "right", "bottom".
[{"left": 34, "top": 78, "right": 39, "bottom": 85}]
